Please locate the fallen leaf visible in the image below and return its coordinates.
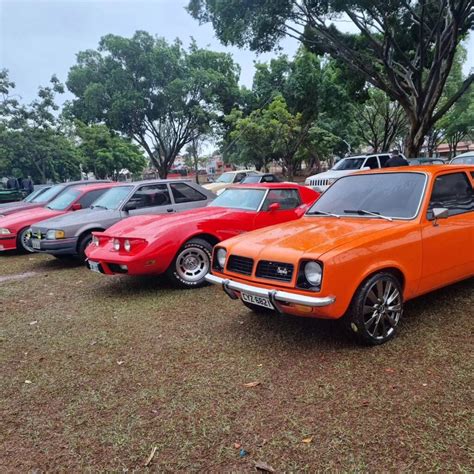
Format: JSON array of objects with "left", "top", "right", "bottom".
[
  {"left": 385, "top": 368, "right": 395, "bottom": 373},
  {"left": 117, "top": 360, "right": 125, "bottom": 365},
  {"left": 24, "top": 380, "right": 32, "bottom": 384},
  {"left": 243, "top": 381, "right": 261, "bottom": 388},
  {"left": 29, "top": 321, "right": 38, "bottom": 325},
  {"left": 144, "top": 446, "right": 157, "bottom": 467},
  {"left": 255, "top": 461, "right": 276, "bottom": 473},
  {"left": 302, "top": 436, "right": 313, "bottom": 444},
  {"left": 361, "top": 400, "right": 370, "bottom": 407},
  {"left": 422, "top": 383, "right": 428, "bottom": 387},
  {"left": 233, "top": 442, "right": 241, "bottom": 449},
  {"left": 257, "top": 364, "right": 263, "bottom": 367}
]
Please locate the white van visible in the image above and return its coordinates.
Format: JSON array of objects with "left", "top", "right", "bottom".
[{"left": 305, "top": 153, "right": 400, "bottom": 192}]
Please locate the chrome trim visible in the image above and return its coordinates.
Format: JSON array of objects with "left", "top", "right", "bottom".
[{"left": 206, "top": 273, "right": 335, "bottom": 307}]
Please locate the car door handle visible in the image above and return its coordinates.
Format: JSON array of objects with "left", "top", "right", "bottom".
[{"left": 166, "top": 208, "right": 175, "bottom": 213}]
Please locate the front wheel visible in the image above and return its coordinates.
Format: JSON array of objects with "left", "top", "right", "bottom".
[
  {"left": 343, "top": 272, "right": 403, "bottom": 345},
  {"left": 166, "top": 238, "right": 213, "bottom": 288},
  {"left": 17, "top": 227, "right": 34, "bottom": 253}
]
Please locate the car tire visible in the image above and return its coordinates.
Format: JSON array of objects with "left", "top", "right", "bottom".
[
  {"left": 77, "top": 233, "right": 93, "bottom": 262},
  {"left": 343, "top": 272, "right": 403, "bottom": 345},
  {"left": 167, "top": 238, "right": 213, "bottom": 288},
  {"left": 17, "top": 227, "right": 34, "bottom": 253},
  {"left": 242, "top": 301, "right": 275, "bottom": 314}
]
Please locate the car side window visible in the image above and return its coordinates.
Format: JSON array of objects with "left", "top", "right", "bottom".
[
  {"left": 78, "top": 189, "right": 108, "bottom": 208},
  {"left": 365, "top": 156, "right": 379, "bottom": 169},
  {"left": 234, "top": 173, "right": 246, "bottom": 183},
  {"left": 127, "top": 184, "right": 171, "bottom": 209},
  {"left": 378, "top": 155, "right": 390, "bottom": 167},
  {"left": 170, "top": 183, "right": 207, "bottom": 203},
  {"left": 262, "top": 175, "right": 275, "bottom": 182},
  {"left": 428, "top": 172, "right": 473, "bottom": 217},
  {"left": 262, "top": 189, "right": 301, "bottom": 211}
]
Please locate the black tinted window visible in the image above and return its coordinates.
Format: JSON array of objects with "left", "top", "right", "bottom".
[
  {"left": 78, "top": 189, "right": 109, "bottom": 208},
  {"left": 128, "top": 184, "right": 171, "bottom": 209},
  {"left": 365, "top": 156, "right": 379, "bottom": 169},
  {"left": 170, "top": 183, "right": 207, "bottom": 203},
  {"left": 308, "top": 173, "right": 426, "bottom": 219},
  {"left": 379, "top": 155, "right": 390, "bottom": 167},
  {"left": 262, "top": 189, "right": 301, "bottom": 210},
  {"left": 429, "top": 173, "right": 473, "bottom": 216}
]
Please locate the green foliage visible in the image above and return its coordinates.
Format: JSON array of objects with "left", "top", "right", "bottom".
[
  {"left": 75, "top": 122, "right": 147, "bottom": 179},
  {"left": 67, "top": 32, "right": 241, "bottom": 177}
]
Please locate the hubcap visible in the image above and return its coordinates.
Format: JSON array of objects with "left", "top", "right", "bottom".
[
  {"left": 21, "top": 229, "right": 34, "bottom": 253},
  {"left": 176, "top": 247, "right": 209, "bottom": 283},
  {"left": 363, "top": 278, "right": 402, "bottom": 340}
]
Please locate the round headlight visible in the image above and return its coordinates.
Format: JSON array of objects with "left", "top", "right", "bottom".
[
  {"left": 124, "top": 239, "right": 131, "bottom": 252},
  {"left": 304, "top": 261, "right": 322, "bottom": 286},
  {"left": 216, "top": 248, "right": 227, "bottom": 268},
  {"left": 113, "top": 238, "right": 120, "bottom": 251}
]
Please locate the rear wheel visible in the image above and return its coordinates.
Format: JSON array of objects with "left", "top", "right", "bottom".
[
  {"left": 17, "top": 227, "right": 34, "bottom": 253},
  {"left": 343, "top": 272, "right": 403, "bottom": 345},
  {"left": 167, "top": 238, "right": 213, "bottom": 288}
]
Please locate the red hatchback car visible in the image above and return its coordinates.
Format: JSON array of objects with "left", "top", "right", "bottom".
[
  {"left": 86, "top": 183, "right": 319, "bottom": 287},
  {"left": 0, "top": 182, "right": 117, "bottom": 253}
]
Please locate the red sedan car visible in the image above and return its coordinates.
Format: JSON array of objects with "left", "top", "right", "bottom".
[
  {"left": 86, "top": 183, "right": 319, "bottom": 287},
  {"left": 0, "top": 183, "right": 117, "bottom": 253}
]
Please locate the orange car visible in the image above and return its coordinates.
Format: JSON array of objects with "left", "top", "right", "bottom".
[{"left": 206, "top": 165, "right": 474, "bottom": 345}]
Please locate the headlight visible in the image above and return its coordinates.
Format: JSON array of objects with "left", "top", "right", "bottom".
[
  {"left": 216, "top": 248, "right": 227, "bottom": 268},
  {"left": 92, "top": 235, "right": 100, "bottom": 246},
  {"left": 46, "top": 230, "right": 65, "bottom": 240},
  {"left": 304, "top": 261, "right": 322, "bottom": 286},
  {"left": 113, "top": 238, "right": 120, "bottom": 251},
  {"left": 124, "top": 239, "right": 131, "bottom": 252},
  {"left": 0, "top": 228, "right": 11, "bottom": 235}
]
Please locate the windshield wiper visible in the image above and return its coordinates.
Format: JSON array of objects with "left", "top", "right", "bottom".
[
  {"left": 307, "top": 210, "right": 341, "bottom": 218},
  {"left": 92, "top": 204, "right": 108, "bottom": 210},
  {"left": 343, "top": 209, "right": 393, "bottom": 221}
]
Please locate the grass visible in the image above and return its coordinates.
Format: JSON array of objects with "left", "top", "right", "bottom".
[{"left": 0, "top": 252, "right": 472, "bottom": 471}]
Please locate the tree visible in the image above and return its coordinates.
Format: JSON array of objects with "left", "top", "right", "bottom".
[
  {"left": 75, "top": 122, "right": 147, "bottom": 179},
  {"left": 357, "top": 88, "right": 408, "bottom": 153},
  {"left": 188, "top": 0, "right": 474, "bottom": 156},
  {"left": 67, "top": 31, "right": 241, "bottom": 178}
]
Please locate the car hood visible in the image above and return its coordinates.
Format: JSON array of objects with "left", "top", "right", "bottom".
[
  {"left": 103, "top": 206, "right": 238, "bottom": 240},
  {"left": 307, "top": 169, "right": 357, "bottom": 181},
  {"left": 30, "top": 207, "right": 116, "bottom": 231},
  {"left": 224, "top": 216, "right": 401, "bottom": 262},
  {"left": 0, "top": 207, "right": 64, "bottom": 230},
  {"left": 202, "top": 182, "right": 228, "bottom": 192},
  {"left": 0, "top": 202, "right": 43, "bottom": 215}
]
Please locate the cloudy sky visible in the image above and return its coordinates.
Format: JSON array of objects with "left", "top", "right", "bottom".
[{"left": 0, "top": 0, "right": 472, "bottom": 105}]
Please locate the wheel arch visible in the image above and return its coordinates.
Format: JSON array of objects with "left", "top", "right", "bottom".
[
  {"left": 183, "top": 232, "right": 221, "bottom": 248},
  {"left": 76, "top": 227, "right": 105, "bottom": 250},
  {"left": 358, "top": 266, "right": 406, "bottom": 292}
]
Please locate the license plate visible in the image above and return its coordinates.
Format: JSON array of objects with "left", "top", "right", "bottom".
[
  {"left": 89, "top": 261, "right": 101, "bottom": 273},
  {"left": 241, "top": 292, "right": 274, "bottom": 309},
  {"left": 31, "top": 239, "right": 41, "bottom": 250}
]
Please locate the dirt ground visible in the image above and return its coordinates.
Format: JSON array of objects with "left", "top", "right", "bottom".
[{"left": 1, "top": 253, "right": 472, "bottom": 471}]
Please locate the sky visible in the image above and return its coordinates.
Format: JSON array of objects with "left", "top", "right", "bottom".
[{"left": 0, "top": 0, "right": 473, "bottom": 106}]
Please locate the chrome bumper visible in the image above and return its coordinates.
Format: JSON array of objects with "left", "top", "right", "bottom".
[{"left": 205, "top": 273, "right": 335, "bottom": 310}]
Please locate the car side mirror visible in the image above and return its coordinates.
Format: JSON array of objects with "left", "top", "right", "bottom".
[
  {"left": 123, "top": 202, "right": 137, "bottom": 212},
  {"left": 431, "top": 207, "right": 449, "bottom": 225},
  {"left": 268, "top": 202, "right": 281, "bottom": 211},
  {"left": 71, "top": 203, "right": 82, "bottom": 211}
]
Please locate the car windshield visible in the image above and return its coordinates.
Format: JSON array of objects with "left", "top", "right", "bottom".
[
  {"left": 307, "top": 172, "right": 427, "bottom": 219},
  {"left": 451, "top": 156, "right": 474, "bottom": 165},
  {"left": 24, "top": 187, "right": 49, "bottom": 202},
  {"left": 47, "top": 189, "right": 81, "bottom": 211},
  {"left": 241, "top": 176, "right": 262, "bottom": 184},
  {"left": 215, "top": 172, "right": 235, "bottom": 183},
  {"left": 209, "top": 188, "right": 266, "bottom": 211},
  {"left": 30, "top": 184, "right": 64, "bottom": 203},
  {"left": 332, "top": 157, "right": 366, "bottom": 171},
  {"left": 91, "top": 186, "right": 132, "bottom": 210}
]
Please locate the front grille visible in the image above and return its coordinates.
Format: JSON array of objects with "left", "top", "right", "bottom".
[
  {"left": 256, "top": 260, "right": 294, "bottom": 282},
  {"left": 227, "top": 255, "right": 254, "bottom": 275},
  {"left": 309, "top": 178, "right": 329, "bottom": 187}
]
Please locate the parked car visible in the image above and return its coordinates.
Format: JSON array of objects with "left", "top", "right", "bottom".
[
  {"left": 85, "top": 183, "right": 319, "bottom": 287},
  {"left": 29, "top": 180, "right": 216, "bottom": 261},
  {"left": 0, "top": 183, "right": 117, "bottom": 253},
  {"left": 203, "top": 170, "right": 261, "bottom": 195},
  {"left": 450, "top": 152, "right": 474, "bottom": 165},
  {"left": 305, "top": 153, "right": 406, "bottom": 193},
  {"left": 408, "top": 158, "right": 446, "bottom": 165},
  {"left": 206, "top": 165, "right": 474, "bottom": 345},
  {"left": 0, "top": 180, "right": 110, "bottom": 217},
  {"left": 240, "top": 173, "right": 281, "bottom": 184}
]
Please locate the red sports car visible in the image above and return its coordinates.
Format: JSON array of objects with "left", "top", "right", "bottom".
[
  {"left": 0, "top": 183, "right": 117, "bottom": 253},
  {"left": 86, "top": 183, "right": 319, "bottom": 287}
]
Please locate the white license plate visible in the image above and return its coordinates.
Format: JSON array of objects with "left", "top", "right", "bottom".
[
  {"left": 241, "top": 292, "right": 274, "bottom": 309},
  {"left": 89, "top": 261, "right": 101, "bottom": 273},
  {"left": 31, "top": 239, "right": 41, "bottom": 250}
]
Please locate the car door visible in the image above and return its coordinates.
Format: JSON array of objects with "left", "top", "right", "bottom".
[
  {"left": 122, "top": 184, "right": 174, "bottom": 216},
  {"left": 419, "top": 171, "right": 474, "bottom": 293},
  {"left": 169, "top": 182, "right": 210, "bottom": 212},
  {"left": 253, "top": 188, "right": 305, "bottom": 229}
]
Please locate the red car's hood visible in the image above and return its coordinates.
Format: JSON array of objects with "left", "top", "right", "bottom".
[
  {"left": 0, "top": 207, "right": 65, "bottom": 231},
  {"left": 104, "top": 206, "right": 241, "bottom": 240},
  {"left": 0, "top": 202, "right": 43, "bottom": 216}
]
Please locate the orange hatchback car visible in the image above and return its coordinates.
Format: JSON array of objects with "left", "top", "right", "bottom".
[{"left": 206, "top": 166, "right": 474, "bottom": 345}]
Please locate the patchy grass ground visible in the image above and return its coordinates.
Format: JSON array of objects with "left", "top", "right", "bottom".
[{"left": 0, "top": 252, "right": 472, "bottom": 472}]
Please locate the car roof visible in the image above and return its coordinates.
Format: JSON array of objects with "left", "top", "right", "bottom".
[
  {"left": 109, "top": 179, "right": 202, "bottom": 186},
  {"left": 355, "top": 164, "right": 473, "bottom": 176},
  {"left": 227, "top": 182, "right": 301, "bottom": 190},
  {"left": 72, "top": 182, "right": 119, "bottom": 192}
]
